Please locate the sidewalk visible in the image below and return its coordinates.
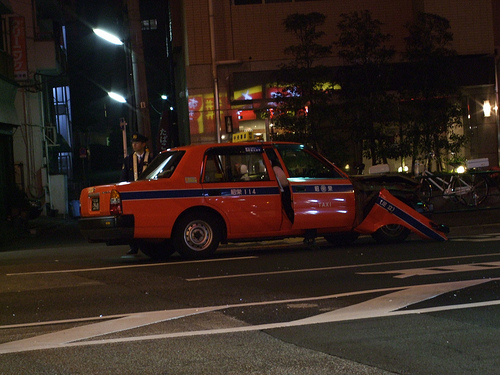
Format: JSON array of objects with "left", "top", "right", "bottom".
[{"left": 1, "top": 216, "right": 83, "bottom": 251}]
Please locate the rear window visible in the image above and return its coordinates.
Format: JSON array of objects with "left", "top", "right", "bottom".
[{"left": 140, "top": 151, "right": 185, "bottom": 180}]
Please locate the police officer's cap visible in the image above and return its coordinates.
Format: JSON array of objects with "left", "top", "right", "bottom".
[{"left": 131, "top": 133, "right": 148, "bottom": 143}]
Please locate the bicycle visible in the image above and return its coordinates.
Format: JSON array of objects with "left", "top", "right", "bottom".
[{"left": 417, "top": 169, "right": 489, "bottom": 207}]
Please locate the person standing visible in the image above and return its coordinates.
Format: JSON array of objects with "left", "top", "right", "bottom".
[
  {"left": 120, "top": 132, "right": 154, "bottom": 182},
  {"left": 120, "top": 132, "right": 154, "bottom": 255}
]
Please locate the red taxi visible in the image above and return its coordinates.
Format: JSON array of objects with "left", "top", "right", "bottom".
[{"left": 79, "top": 142, "right": 448, "bottom": 259}]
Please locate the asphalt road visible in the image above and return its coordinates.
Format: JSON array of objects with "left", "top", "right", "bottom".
[{"left": 1, "top": 210, "right": 500, "bottom": 374}]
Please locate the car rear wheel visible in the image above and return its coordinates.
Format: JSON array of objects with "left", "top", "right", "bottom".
[
  {"left": 173, "top": 212, "right": 221, "bottom": 259},
  {"left": 372, "top": 224, "right": 410, "bottom": 243},
  {"left": 139, "top": 239, "right": 176, "bottom": 260}
]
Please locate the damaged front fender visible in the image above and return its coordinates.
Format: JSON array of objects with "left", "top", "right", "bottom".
[{"left": 355, "top": 188, "right": 448, "bottom": 241}]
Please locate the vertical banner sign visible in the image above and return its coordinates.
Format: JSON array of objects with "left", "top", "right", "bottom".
[
  {"left": 157, "top": 109, "right": 171, "bottom": 151},
  {"left": 10, "top": 16, "right": 28, "bottom": 81}
]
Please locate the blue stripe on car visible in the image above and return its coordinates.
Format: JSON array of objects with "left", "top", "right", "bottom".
[
  {"left": 291, "top": 184, "right": 354, "bottom": 193},
  {"left": 120, "top": 186, "right": 281, "bottom": 201}
]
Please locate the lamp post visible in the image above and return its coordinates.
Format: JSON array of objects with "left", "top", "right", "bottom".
[
  {"left": 107, "top": 91, "right": 128, "bottom": 158},
  {"left": 93, "top": 20, "right": 151, "bottom": 150},
  {"left": 126, "top": 0, "right": 151, "bottom": 147}
]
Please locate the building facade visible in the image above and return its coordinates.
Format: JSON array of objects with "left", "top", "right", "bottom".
[
  {"left": 172, "top": 0, "right": 500, "bottom": 170},
  {"left": 0, "top": 0, "right": 71, "bottom": 220}
]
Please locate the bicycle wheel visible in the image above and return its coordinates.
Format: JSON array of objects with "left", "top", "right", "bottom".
[
  {"left": 418, "top": 178, "right": 433, "bottom": 202},
  {"left": 452, "top": 174, "right": 488, "bottom": 206}
]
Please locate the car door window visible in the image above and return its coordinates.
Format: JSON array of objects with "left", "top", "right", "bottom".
[
  {"left": 274, "top": 144, "right": 343, "bottom": 179},
  {"left": 203, "top": 146, "right": 269, "bottom": 183}
]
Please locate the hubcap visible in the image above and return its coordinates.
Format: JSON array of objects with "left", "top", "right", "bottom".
[{"left": 184, "top": 220, "right": 213, "bottom": 251}]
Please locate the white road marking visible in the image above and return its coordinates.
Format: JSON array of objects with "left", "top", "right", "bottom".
[
  {"left": 451, "top": 233, "right": 500, "bottom": 242},
  {"left": 1, "top": 279, "right": 498, "bottom": 354},
  {"left": 295, "top": 279, "right": 489, "bottom": 324},
  {"left": 358, "top": 261, "right": 500, "bottom": 278},
  {"left": 0, "top": 307, "right": 220, "bottom": 354},
  {"left": 0, "top": 287, "right": 404, "bottom": 331},
  {"left": 4, "top": 234, "right": 499, "bottom": 279},
  {"left": 5, "top": 256, "right": 257, "bottom": 276},
  {"left": 186, "top": 253, "right": 500, "bottom": 281}
]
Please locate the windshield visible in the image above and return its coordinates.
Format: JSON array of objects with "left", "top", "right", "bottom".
[{"left": 139, "top": 151, "right": 185, "bottom": 180}]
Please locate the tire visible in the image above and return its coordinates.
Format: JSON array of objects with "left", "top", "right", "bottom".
[
  {"left": 452, "top": 174, "right": 488, "bottom": 207},
  {"left": 173, "top": 212, "right": 222, "bottom": 259},
  {"left": 372, "top": 224, "right": 410, "bottom": 244},
  {"left": 139, "top": 239, "right": 176, "bottom": 261},
  {"left": 419, "top": 179, "right": 433, "bottom": 203},
  {"left": 324, "top": 232, "right": 359, "bottom": 246}
]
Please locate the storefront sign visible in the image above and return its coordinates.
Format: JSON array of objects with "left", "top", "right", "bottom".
[{"left": 9, "top": 16, "right": 28, "bottom": 81}]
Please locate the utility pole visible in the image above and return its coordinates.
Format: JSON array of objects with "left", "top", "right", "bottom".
[{"left": 126, "top": 0, "right": 152, "bottom": 150}]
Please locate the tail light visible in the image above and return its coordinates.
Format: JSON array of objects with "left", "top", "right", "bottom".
[{"left": 110, "top": 189, "right": 122, "bottom": 215}]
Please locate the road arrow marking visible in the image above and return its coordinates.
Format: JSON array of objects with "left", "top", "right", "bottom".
[{"left": 358, "top": 261, "right": 500, "bottom": 278}]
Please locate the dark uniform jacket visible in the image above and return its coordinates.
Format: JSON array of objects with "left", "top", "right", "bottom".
[{"left": 120, "top": 151, "right": 154, "bottom": 182}]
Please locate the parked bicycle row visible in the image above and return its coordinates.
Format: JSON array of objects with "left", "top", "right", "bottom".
[{"left": 360, "top": 158, "right": 500, "bottom": 208}]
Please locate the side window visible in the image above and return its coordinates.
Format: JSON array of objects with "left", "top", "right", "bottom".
[
  {"left": 275, "top": 145, "right": 343, "bottom": 179},
  {"left": 203, "top": 147, "right": 269, "bottom": 183},
  {"left": 203, "top": 154, "right": 224, "bottom": 182}
]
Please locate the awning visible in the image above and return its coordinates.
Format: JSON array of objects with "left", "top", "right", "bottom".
[{"left": 0, "top": 77, "right": 20, "bottom": 130}]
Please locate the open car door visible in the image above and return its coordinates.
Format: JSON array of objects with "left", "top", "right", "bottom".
[{"left": 355, "top": 188, "right": 448, "bottom": 241}]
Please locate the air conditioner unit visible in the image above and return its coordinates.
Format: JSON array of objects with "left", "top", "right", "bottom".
[{"left": 45, "top": 126, "right": 57, "bottom": 146}]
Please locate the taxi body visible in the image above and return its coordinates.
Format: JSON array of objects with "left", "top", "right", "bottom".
[{"left": 79, "top": 142, "right": 447, "bottom": 259}]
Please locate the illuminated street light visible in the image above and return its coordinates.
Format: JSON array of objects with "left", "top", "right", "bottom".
[
  {"left": 484, "top": 100, "right": 492, "bottom": 117},
  {"left": 93, "top": 28, "right": 123, "bottom": 45},
  {"left": 108, "top": 91, "right": 127, "bottom": 103},
  {"left": 92, "top": 15, "right": 152, "bottom": 148}
]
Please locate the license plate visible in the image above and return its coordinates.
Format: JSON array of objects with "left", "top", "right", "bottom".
[{"left": 91, "top": 197, "right": 100, "bottom": 211}]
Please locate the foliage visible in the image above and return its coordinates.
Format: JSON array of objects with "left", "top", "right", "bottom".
[
  {"left": 270, "top": 12, "right": 334, "bottom": 151},
  {"left": 335, "top": 10, "right": 396, "bottom": 165},
  {"left": 400, "top": 12, "right": 465, "bottom": 171},
  {"left": 271, "top": 11, "right": 467, "bottom": 173}
]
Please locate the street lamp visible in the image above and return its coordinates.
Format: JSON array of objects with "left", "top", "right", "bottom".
[
  {"left": 108, "top": 91, "right": 127, "bottom": 103},
  {"left": 92, "top": 24, "right": 151, "bottom": 149},
  {"left": 92, "top": 28, "right": 123, "bottom": 45},
  {"left": 108, "top": 92, "right": 128, "bottom": 158},
  {"left": 483, "top": 100, "right": 492, "bottom": 117}
]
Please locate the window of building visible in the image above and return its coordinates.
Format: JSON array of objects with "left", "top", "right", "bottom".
[
  {"left": 234, "top": 0, "right": 262, "bottom": 5},
  {"left": 141, "top": 19, "right": 158, "bottom": 31},
  {"left": 234, "top": 0, "right": 315, "bottom": 3},
  {"left": 0, "top": 17, "right": 6, "bottom": 51}
]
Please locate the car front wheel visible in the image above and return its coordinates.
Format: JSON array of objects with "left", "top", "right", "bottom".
[
  {"left": 371, "top": 224, "right": 410, "bottom": 244},
  {"left": 173, "top": 212, "right": 222, "bottom": 259}
]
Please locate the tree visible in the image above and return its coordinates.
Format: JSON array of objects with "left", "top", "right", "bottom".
[
  {"left": 400, "top": 12, "right": 465, "bottom": 172},
  {"left": 335, "top": 10, "right": 396, "bottom": 165},
  {"left": 270, "top": 13, "right": 333, "bottom": 151}
]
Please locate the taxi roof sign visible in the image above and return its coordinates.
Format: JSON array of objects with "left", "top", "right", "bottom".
[{"left": 232, "top": 131, "right": 254, "bottom": 143}]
